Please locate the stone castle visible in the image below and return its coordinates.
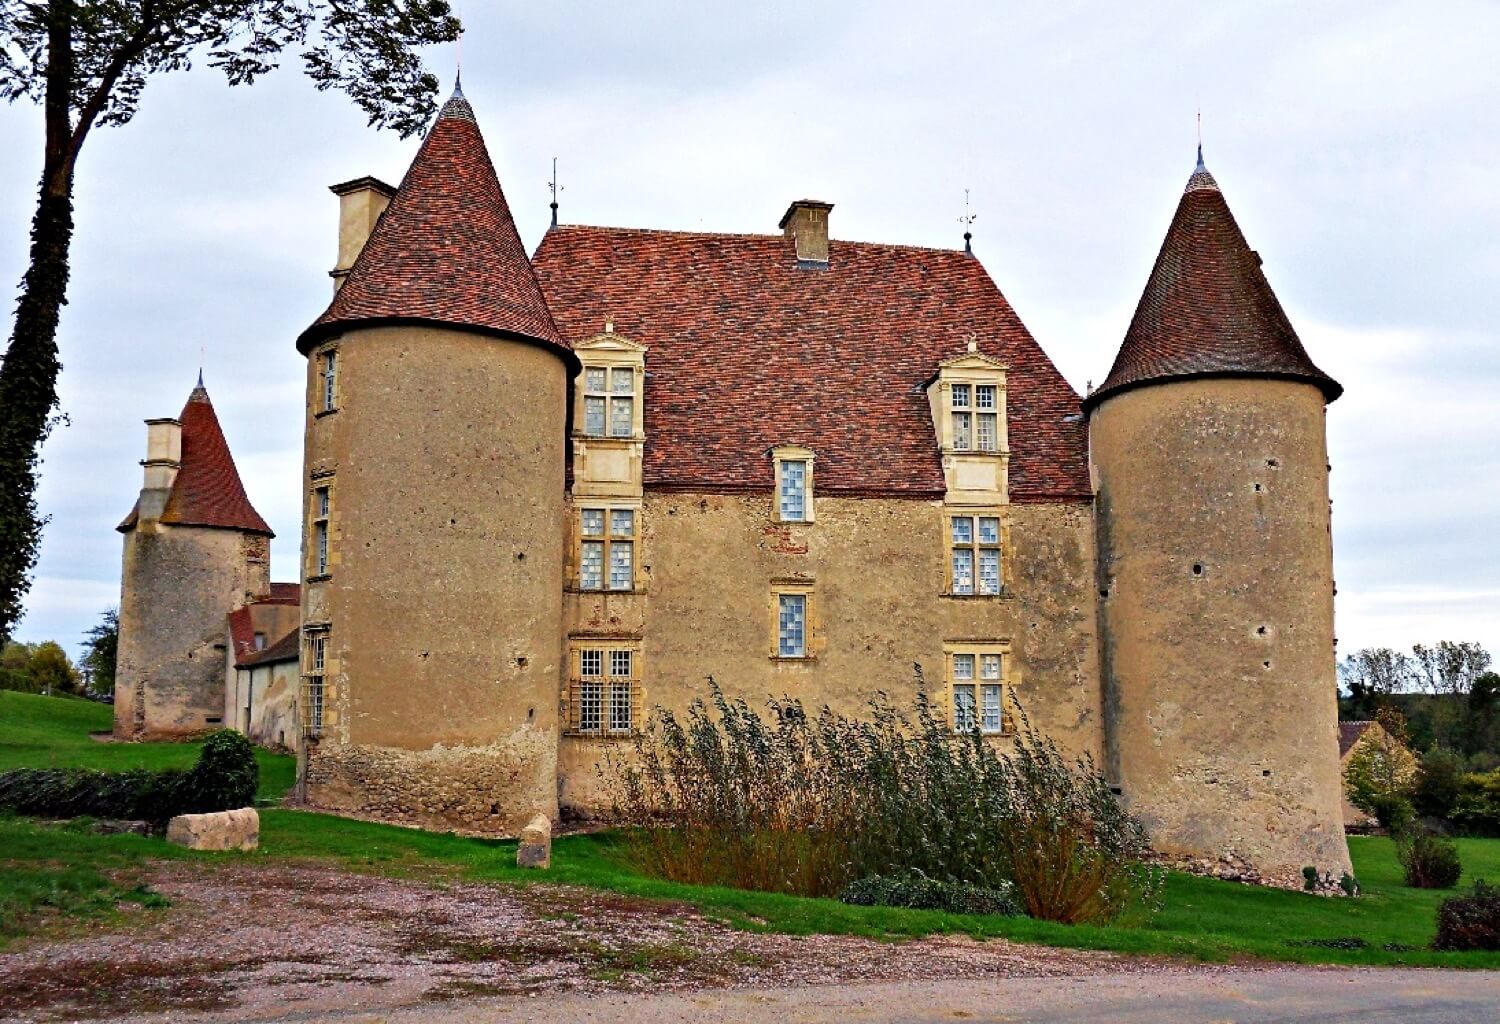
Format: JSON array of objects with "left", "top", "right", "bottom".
[{"left": 114, "top": 83, "right": 1352, "bottom": 879}]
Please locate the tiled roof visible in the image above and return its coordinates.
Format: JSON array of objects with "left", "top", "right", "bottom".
[
  {"left": 1084, "top": 152, "right": 1341, "bottom": 411},
  {"left": 268, "top": 582, "right": 300, "bottom": 604},
  {"left": 118, "top": 385, "right": 273, "bottom": 536},
  {"left": 532, "top": 227, "right": 1091, "bottom": 500},
  {"left": 239, "top": 626, "right": 300, "bottom": 668},
  {"left": 1338, "top": 720, "right": 1376, "bottom": 757},
  {"left": 297, "top": 90, "right": 571, "bottom": 366}
]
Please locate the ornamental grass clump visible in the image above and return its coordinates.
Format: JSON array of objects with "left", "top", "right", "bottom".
[{"left": 604, "top": 674, "right": 1160, "bottom": 924}]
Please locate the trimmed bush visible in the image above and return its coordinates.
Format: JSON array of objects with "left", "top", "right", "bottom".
[
  {"left": 0, "top": 729, "right": 257, "bottom": 825},
  {"left": 1396, "top": 827, "right": 1462, "bottom": 889},
  {"left": 839, "top": 873, "right": 1020, "bottom": 917},
  {"left": 1433, "top": 879, "right": 1500, "bottom": 951}
]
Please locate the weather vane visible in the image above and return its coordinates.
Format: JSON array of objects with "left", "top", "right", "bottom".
[
  {"left": 958, "top": 188, "right": 977, "bottom": 254},
  {"left": 548, "top": 157, "right": 563, "bottom": 228}
]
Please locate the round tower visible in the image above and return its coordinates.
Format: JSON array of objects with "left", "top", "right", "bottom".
[
  {"left": 1087, "top": 150, "right": 1350, "bottom": 879},
  {"left": 294, "top": 83, "right": 578, "bottom": 834},
  {"left": 115, "top": 378, "right": 274, "bottom": 739}
]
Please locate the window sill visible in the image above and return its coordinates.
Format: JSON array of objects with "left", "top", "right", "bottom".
[
  {"left": 305, "top": 574, "right": 332, "bottom": 584},
  {"left": 940, "top": 590, "right": 1011, "bottom": 600},
  {"left": 769, "top": 654, "right": 817, "bottom": 663},
  {"left": 566, "top": 586, "right": 643, "bottom": 596},
  {"left": 563, "top": 731, "right": 637, "bottom": 740},
  {"left": 314, "top": 407, "right": 339, "bottom": 419}
]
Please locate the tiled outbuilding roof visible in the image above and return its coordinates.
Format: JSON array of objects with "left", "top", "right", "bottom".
[
  {"left": 532, "top": 227, "right": 1091, "bottom": 501},
  {"left": 297, "top": 89, "right": 572, "bottom": 367},
  {"left": 1084, "top": 151, "right": 1341, "bottom": 411},
  {"left": 1338, "top": 720, "right": 1376, "bottom": 757},
  {"left": 268, "top": 582, "right": 300, "bottom": 604},
  {"left": 239, "top": 626, "right": 300, "bottom": 668},
  {"left": 118, "top": 384, "right": 273, "bottom": 536}
]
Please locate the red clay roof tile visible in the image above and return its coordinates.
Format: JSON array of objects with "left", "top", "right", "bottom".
[
  {"left": 1085, "top": 155, "right": 1340, "bottom": 410},
  {"left": 239, "top": 626, "right": 300, "bottom": 668},
  {"left": 297, "top": 92, "right": 571, "bottom": 365},
  {"left": 533, "top": 227, "right": 1091, "bottom": 501}
]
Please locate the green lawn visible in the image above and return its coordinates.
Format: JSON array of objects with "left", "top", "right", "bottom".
[
  {"left": 3, "top": 691, "right": 1499, "bottom": 967},
  {"left": 0, "top": 690, "right": 295, "bottom": 801}
]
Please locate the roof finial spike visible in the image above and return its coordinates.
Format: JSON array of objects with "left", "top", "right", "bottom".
[
  {"left": 453, "top": 31, "right": 463, "bottom": 97},
  {"left": 548, "top": 156, "right": 562, "bottom": 229},
  {"left": 1195, "top": 106, "right": 1206, "bottom": 171},
  {"left": 958, "top": 187, "right": 977, "bottom": 255},
  {"left": 196, "top": 366, "right": 204, "bottom": 390}
]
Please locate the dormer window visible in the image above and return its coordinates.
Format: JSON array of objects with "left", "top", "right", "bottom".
[
  {"left": 771, "top": 446, "right": 815, "bottom": 523},
  {"left": 583, "top": 366, "right": 635, "bottom": 438},
  {"left": 951, "top": 383, "right": 999, "bottom": 453}
]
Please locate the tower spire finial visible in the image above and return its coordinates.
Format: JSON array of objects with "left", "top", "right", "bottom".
[
  {"left": 548, "top": 157, "right": 562, "bottom": 229},
  {"left": 958, "top": 187, "right": 977, "bottom": 255},
  {"left": 454, "top": 30, "right": 463, "bottom": 97},
  {"left": 1195, "top": 107, "right": 1205, "bottom": 171}
]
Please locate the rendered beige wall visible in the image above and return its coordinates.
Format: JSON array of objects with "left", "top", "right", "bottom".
[
  {"left": 230, "top": 661, "right": 299, "bottom": 750},
  {"left": 558, "top": 494, "right": 1102, "bottom": 814},
  {"left": 115, "top": 525, "right": 269, "bottom": 740},
  {"left": 300, "top": 324, "right": 569, "bottom": 835},
  {"left": 1092, "top": 377, "right": 1351, "bottom": 877}
]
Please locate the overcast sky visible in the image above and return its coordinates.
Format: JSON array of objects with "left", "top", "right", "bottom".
[{"left": 1, "top": 1, "right": 1495, "bottom": 663}]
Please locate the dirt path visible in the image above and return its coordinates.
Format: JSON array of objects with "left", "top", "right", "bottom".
[{"left": 0, "top": 860, "right": 1174, "bottom": 1023}]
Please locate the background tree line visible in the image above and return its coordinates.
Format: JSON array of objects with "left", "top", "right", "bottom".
[{"left": 0, "top": 606, "right": 114, "bottom": 698}]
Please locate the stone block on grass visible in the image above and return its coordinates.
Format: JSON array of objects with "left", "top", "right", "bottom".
[
  {"left": 165, "top": 807, "right": 259, "bottom": 851},
  {"left": 517, "top": 812, "right": 551, "bottom": 868}
]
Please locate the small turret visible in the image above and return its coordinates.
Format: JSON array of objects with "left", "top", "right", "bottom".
[
  {"left": 1089, "top": 151, "right": 1350, "bottom": 880},
  {"left": 115, "top": 379, "right": 273, "bottom": 739}
]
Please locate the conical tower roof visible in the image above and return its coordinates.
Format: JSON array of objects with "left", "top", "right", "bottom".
[
  {"left": 1083, "top": 150, "right": 1340, "bottom": 411},
  {"left": 297, "top": 86, "right": 571, "bottom": 364},
  {"left": 118, "top": 381, "right": 273, "bottom": 536}
]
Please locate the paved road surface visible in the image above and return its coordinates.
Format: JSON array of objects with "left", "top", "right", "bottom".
[{"left": 294, "top": 968, "right": 1500, "bottom": 1024}]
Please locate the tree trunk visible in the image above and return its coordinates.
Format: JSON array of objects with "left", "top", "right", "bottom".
[{"left": 0, "top": 2, "right": 76, "bottom": 643}]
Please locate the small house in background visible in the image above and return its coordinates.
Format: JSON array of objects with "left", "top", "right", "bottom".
[{"left": 1338, "top": 720, "right": 1408, "bottom": 831}]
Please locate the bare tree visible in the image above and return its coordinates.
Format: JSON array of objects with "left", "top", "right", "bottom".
[
  {"left": 1339, "top": 647, "right": 1415, "bottom": 703},
  {"left": 1411, "top": 641, "right": 1493, "bottom": 697}
]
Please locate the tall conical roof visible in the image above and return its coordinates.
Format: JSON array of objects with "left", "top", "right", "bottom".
[
  {"left": 1083, "top": 152, "right": 1340, "bottom": 411},
  {"left": 297, "top": 87, "right": 571, "bottom": 364},
  {"left": 118, "top": 381, "right": 273, "bottom": 536}
]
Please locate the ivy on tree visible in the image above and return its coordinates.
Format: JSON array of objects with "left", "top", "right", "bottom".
[{"left": 0, "top": 1, "right": 461, "bottom": 643}]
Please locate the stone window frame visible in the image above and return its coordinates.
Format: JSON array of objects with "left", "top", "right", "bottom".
[
  {"left": 771, "top": 445, "right": 815, "bottom": 524},
  {"left": 945, "top": 510, "right": 1006, "bottom": 598},
  {"left": 934, "top": 352, "right": 1009, "bottom": 457},
  {"left": 300, "top": 625, "right": 330, "bottom": 738},
  {"left": 564, "top": 637, "right": 642, "bottom": 737},
  {"left": 768, "top": 577, "right": 820, "bottom": 661},
  {"left": 572, "top": 331, "right": 646, "bottom": 442},
  {"left": 573, "top": 502, "right": 640, "bottom": 593},
  {"left": 943, "top": 641, "right": 1013, "bottom": 736},
  {"left": 316, "top": 345, "right": 339, "bottom": 416},
  {"left": 308, "top": 478, "right": 333, "bottom": 581}
]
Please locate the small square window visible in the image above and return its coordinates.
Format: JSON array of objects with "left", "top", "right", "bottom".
[
  {"left": 585, "top": 368, "right": 607, "bottom": 392},
  {"left": 612, "top": 368, "right": 634, "bottom": 394},
  {"left": 777, "top": 593, "right": 807, "bottom": 657},
  {"left": 610, "top": 509, "right": 634, "bottom": 537},
  {"left": 581, "top": 509, "right": 605, "bottom": 537},
  {"left": 952, "top": 384, "right": 971, "bottom": 409},
  {"left": 975, "top": 384, "right": 996, "bottom": 410}
]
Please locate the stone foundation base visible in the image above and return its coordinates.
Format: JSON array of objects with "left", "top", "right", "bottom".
[{"left": 1153, "top": 851, "right": 1356, "bottom": 895}]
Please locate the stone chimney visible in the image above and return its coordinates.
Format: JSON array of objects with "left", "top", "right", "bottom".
[
  {"left": 329, "top": 176, "right": 397, "bottom": 291},
  {"left": 138, "top": 417, "right": 181, "bottom": 521},
  {"left": 779, "top": 199, "right": 834, "bottom": 265}
]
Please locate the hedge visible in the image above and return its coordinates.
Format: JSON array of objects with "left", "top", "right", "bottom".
[
  {"left": 839, "top": 872, "right": 1021, "bottom": 916},
  {"left": 0, "top": 730, "right": 258, "bottom": 825}
]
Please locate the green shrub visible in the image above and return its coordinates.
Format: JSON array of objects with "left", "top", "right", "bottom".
[
  {"left": 839, "top": 873, "right": 1020, "bottom": 916},
  {"left": 0, "top": 729, "right": 257, "bottom": 824},
  {"left": 1452, "top": 770, "right": 1500, "bottom": 836},
  {"left": 1413, "top": 748, "right": 1465, "bottom": 820},
  {"left": 1433, "top": 879, "right": 1500, "bottom": 951},
  {"left": 604, "top": 677, "right": 1160, "bottom": 924},
  {"left": 1396, "top": 827, "right": 1462, "bottom": 889},
  {"left": 1369, "top": 793, "right": 1415, "bottom": 833}
]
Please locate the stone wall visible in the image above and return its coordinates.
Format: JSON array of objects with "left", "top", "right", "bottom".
[
  {"left": 1092, "top": 377, "right": 1351, "bottom": 878},
  {"left": 558, "top": 493, "right": 1102, "bottom": 815},
  {"left": 115, "top": 524, "right": 269, "bottom": 740},
  {"left": 299, "top": 324, "right": 570, "bottom": 834},
  {"left": 229, "top": 660, "right": 299, "bottom": 751}
]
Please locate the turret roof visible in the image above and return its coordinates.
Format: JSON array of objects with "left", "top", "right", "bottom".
[
  {"left": 118, "top": 383, "right": 273, "bottom": 536},
  {"left": 1084, "top": 151, "right": 1341, "bottom": 411},
  {"left": 296, "top": 88, "right": 570, "bottom": 365}
]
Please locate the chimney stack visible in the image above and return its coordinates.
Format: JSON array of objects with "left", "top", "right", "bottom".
[
  {"left": 329, "top": 176, "right": 397, "bottom": 291},
  {"left": 138, "top": 417, "right": 182, "bottom": 520},
  {"left": 779, "top": 199, "right": 834, "bottom": 265}
]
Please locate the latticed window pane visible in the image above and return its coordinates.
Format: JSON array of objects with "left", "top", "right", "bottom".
[
  {"left": 610, "top": 397, "right": 633, "bottom": 437},
  {"left": 952, "top": 384, "right": 971, "bottom": 409},
  {"left": 580, "top": 650, "right": 602, "bottom": 676},
  {"left": 581, "top": 541, "right": 604, "bottom": 589},
  {"left": 316, "top": 488, "right": 330, "bottom": 518},
  {"left": 979, "top": 549, "right": 1001, "bottom": 595},
  {"left": 584, "top": 396, "right": 606, "bottom": 436},
  {"left": 609, "top": 650, "right": 632, "bottom": 677},
  {"left": 951, "top": 517, "right": 974, "bottom": 545},
  {"left": 578, "top": 680, "right": 602, "bottom": 733},
  {"left": 978, "top": 517, "right": 999, "bottom": 544},
  {"left": 610, "top": 510, "right": 634, "bottom": 537},
  {"left": 581, "top": 509, "right": 605, "bottom": 536},
  {"left": 778, "top": 594, "right": 806, "bottom": 657},
  {"left": 310, "top": 635, "right": 326, "bottom": 673},
  {"left": 609, "top": 681, "right": 632, "bottom": 733},
  {"left": 952, "top": 548, "right": 974, "bottom": 595},
  {"left": 779, "top": 460, "right": 807, "bottom": 521},
  {"left": 980, "top": 654, "right": 1001, "bottom": 680},
  {"left": 322, "top": 352, "right": 337, "bottom": 411},
  {"left": 315, "top": 522, "right": 329, "bottom": 575},
  {"left": 977, "top": 413, "right": 998, "bottom": 451},
  {"left": 976, "top": 384, "right": 996, "bottom": 410},
  {"left": 307, "top": 678, "right": 324, "bottom": 730},
  {"left": 953, "top": 411, "right": 971, "bottom": 449},
  {"left": 952, "top": 653, "right": 975, "bottom": 681},
  {"left": 611, "top": 368, "right": 634, "bottom": 394},
  {"left": 953, "top": 684, "right": 976, "bottom": 732},
  {"left": 585, "top": 368, "right": 607, "bottom": 392},
  {"left": 609, "top": 542, "right": 633, "bottom": 590},
  {"left": 981, "top": 684, "right": 1003, "bottom": 733}
]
